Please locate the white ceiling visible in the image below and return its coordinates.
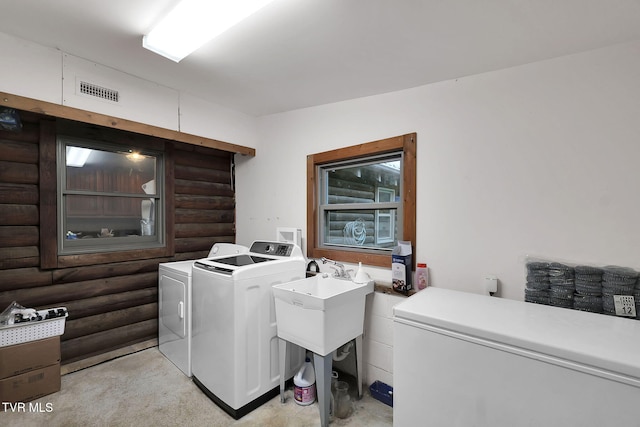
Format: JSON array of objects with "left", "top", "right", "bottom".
[{"left": 1, "top": 0, "right": 640, "bottom": 116}]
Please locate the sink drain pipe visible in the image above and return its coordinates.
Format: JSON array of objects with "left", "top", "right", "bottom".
[{"left": 332, "top": 341, "right": 354, "bottom": 362}]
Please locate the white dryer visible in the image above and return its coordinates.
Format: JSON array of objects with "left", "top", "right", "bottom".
[
  {"left": 158, "top": 243, "right": 248, "bottom": 377},
  {"left": 191, "top": 241, "right": 306, "bottom": 419}
]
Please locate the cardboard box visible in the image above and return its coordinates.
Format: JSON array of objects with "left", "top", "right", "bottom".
[
  {"left": 0, "top": 336, "right": 61, "bottom": 380},
  {"left": 0, "top": 363, "right": 61, "bottom": 403}
]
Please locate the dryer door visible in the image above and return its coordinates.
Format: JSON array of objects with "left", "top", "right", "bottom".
[{"left": 160, "top": 274, "right": 186, "bottom": 339}]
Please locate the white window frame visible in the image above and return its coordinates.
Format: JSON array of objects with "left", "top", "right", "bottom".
[
  {"left": 375, "top": 187, "right": 396, "bottom": 244},
  {"left": 317, "top": 152, "right": 402, "bottom": 253}
]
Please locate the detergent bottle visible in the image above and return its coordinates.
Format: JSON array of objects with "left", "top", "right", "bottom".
[{"left": 293, "top": 357, "right": 316, "bottom": 405}]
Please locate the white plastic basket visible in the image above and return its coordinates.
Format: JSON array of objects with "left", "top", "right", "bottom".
[{"left": 0, "top": 307, "right": 68, "bottom": 347}]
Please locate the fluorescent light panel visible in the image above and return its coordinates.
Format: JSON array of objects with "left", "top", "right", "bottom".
[
  {"left": 143, "top": 0, "right": 276, "bottom": 62},
  {"left": 66, "top": 146, "right": 92, "bottom": 167}
]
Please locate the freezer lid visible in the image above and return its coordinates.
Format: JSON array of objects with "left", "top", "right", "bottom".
[{"left": 394, "top": 287, "right": 640, "bottom": 381}]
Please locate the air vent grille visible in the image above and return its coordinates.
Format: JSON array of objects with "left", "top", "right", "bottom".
[{"left": 79, "top": 81, "right": 119, "bottom": 102}]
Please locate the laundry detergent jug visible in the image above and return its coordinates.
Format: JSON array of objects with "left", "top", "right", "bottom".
[{"left": 293, "top": 358, "right": 316, "bottom": 405}]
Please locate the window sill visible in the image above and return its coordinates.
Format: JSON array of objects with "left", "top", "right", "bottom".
[
  {"left": 304, "top": 273, "right": 416, "bottom": 298},
  {"left": 373, "top": 281, "right": 416, "bottom": 297}
]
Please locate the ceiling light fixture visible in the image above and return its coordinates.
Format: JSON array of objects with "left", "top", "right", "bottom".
[
  {"left": 143, "top": 0, "right": 276, "bottom": 62},
  {"left": 126, "top": 152, "right": 145, "bottom": 162}
]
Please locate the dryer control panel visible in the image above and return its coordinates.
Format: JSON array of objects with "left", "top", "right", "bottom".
[{"left": 250, "top": 241, "right": 294, "bottom": 257}]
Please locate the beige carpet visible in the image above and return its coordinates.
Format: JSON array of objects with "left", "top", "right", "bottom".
[{"left": 2, "top": 347, "right": 393, "bottom": 427}]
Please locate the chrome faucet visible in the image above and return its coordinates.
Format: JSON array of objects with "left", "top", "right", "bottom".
[{"left": 320, "top": 257, "right": 350, "bottom": 279}]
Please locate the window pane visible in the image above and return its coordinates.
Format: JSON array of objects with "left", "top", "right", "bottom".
[
  {"left": 64, "top": 195, "right": 157, "bottom": 238},
  {"left": 59, "top": 137, "right": 164, "bottom": 255},
  {"left": 324, "top": 159, "right": 400, "bottom": 205},
  {"left": 376, "top": 209, "right": 396, "bottom": 244},
  {"left": 66, "top": 145, "right": 157, "bottom": 194},
  {"left": 378, "top": 189, "right": 393, "bottom": 203},
  {"left": 378, "top": 216, "right": 390, "bottom": 237},
  {"left": 324, "top": 209, "right": 397, "bottom": 250}
]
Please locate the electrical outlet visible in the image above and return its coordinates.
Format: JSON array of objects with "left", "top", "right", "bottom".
[{"left": 484, "top": 275, "right": 498, "bottom": 295}]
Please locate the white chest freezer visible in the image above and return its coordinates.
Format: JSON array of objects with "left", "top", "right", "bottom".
[{"left": 393, "top": 287, "right": 640, "bottom": 427}]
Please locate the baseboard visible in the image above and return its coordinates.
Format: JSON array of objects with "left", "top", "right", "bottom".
[{"left": 61, "top": 338, "right": 158, "bottom": 375}]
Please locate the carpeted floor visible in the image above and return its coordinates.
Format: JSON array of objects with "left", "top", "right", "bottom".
[{"left": 2, "top": 347, "right": 393, "bottom": 426}]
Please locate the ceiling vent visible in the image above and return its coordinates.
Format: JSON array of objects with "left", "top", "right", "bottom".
[{"left": 78, "top": 81, "right": 119, "bottom": 103}]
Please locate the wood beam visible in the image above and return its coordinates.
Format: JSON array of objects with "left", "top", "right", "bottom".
[{"left": 0, "top": 91, "right": 256, "bottom": 156}]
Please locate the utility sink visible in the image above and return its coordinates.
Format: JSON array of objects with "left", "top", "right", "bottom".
[{"left": 273, "top": 274, "right": 374, "bottom": 356}]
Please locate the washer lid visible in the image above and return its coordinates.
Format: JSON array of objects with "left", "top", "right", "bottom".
[
  {"left": 193, "top": 254, "right": 276, "bottom": 275},
  {"left": 212, "top": 254, "right": 273, "bottom": 266},
  {"left": 193, "top": 240, "right": 304, "bottom": 275}
]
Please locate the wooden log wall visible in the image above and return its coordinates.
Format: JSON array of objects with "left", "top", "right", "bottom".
[
  {"left": 0, "top": 111, "right": 235, "bottom": 366},
  {"left": 173, "top": 143, "right": 236, "bottom": 259}
]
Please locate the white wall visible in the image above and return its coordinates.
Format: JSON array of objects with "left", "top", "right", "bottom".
[
  {"left": 237, "top": 40, "right": 640, "bottom": 301},
  {"left": 179, "top": 92, "right": 258, "bottom": 148},
  {"left": 62, "top": 54, "right": 180, "bottom": 131},
  {"left": 362, "top": 292, "right": 404, "bottom": 386},
  {"left": 0, "top": 31, "right": 258, "bottom": 149},
  {"left": 0, "top": 32, "right": 62, "bottom": 104},
  {"left": 235, "top": 40, "right": 640, "bottom": 386}
]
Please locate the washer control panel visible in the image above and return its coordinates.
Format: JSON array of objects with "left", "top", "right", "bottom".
[{"left": 249, "top": 241, "right": 294, "bottom": 257}]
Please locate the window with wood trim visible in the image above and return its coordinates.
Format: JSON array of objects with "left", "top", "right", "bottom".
[
  {"left": 39, "top": 119, "right": 175, "bottom": 269},
  {"left": 307, "top": 133, "right": 416, "bottom": 268}
]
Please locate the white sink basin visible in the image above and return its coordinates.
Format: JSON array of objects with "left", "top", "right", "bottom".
[{"left": 273, "top": 274, "right": 374, "bottom": 356}]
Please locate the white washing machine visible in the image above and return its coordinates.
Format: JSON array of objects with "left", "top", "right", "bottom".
[
  {"left": 191, "top": 241, "right": 306, "bottom": 419},
  {"left": 158, "top": 243, "right": 248, "bottom": 377}
]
